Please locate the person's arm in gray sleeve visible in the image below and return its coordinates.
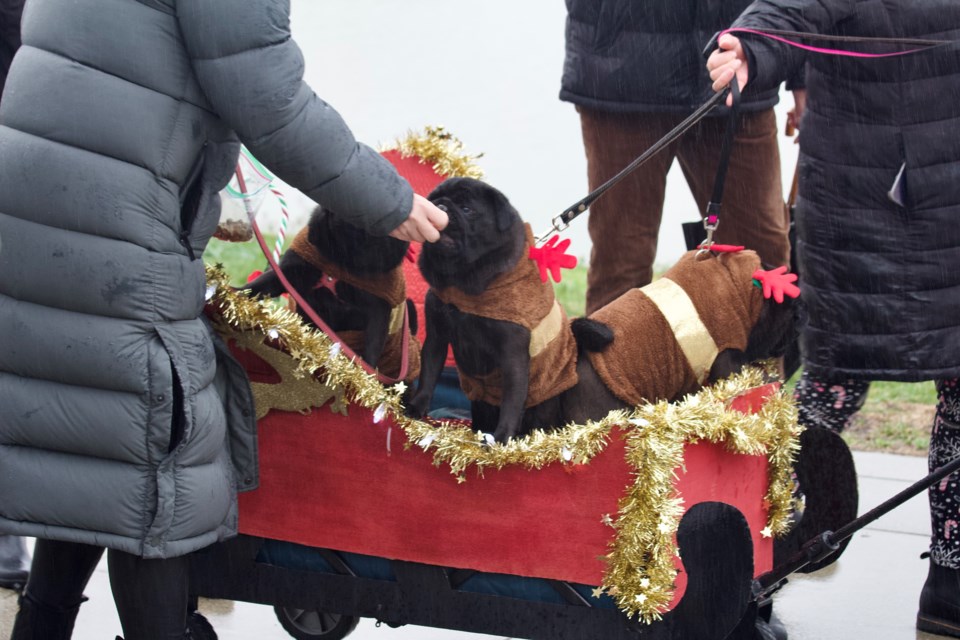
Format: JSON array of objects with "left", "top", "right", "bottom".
[{"left": 175, "top": 0, "right": 411, "bottom": 236}]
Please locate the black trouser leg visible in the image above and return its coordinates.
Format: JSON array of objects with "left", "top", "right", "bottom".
[
  {"left": 107, "top": 549, "right": 189, "bottom": 640},
  {"left": 10, "top": 538, "right": 104, "bottom": 640}
]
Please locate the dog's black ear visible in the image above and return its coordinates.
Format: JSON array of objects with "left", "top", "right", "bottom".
[
  {"left": 244, "top": 270, "right": 284, "bottom": 298},
  {"left": 484, "top": 186, "right": 520, "bottom": 232},
  {"left": 571, "top": 317, "right": 615, "bottom": 352}
]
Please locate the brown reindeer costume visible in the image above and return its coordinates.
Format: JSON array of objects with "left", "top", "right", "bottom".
[
  {"left": 432, "top": 226, "right": 578, "bottom": 407},
  {"left": 585, "top": 249, "right": 765, "bottom": 406},
  {"left": 289, "top": 228, "right": 421, "bottom": 381}
]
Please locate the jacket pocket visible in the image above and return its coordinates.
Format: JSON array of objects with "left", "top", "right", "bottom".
[
  {"left": 168, "top": 360, "right": 185, "bottom": 453},
  {"left": 154, "top": 331, "right": 193, "bottom": 455}
]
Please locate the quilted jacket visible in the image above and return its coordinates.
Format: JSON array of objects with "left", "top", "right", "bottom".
[
  {"left": 733, "top": 0, "right": 960, "bottom": 380},
  {"left": 0, "top": 0, "right": 412, "bottom": 558}
]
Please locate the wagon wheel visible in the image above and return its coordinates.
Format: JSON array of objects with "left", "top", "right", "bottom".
[
  {"left": 274, "top": 605, "right": 360, "bottom": 640},
  {"left": 186, "top": 610, "right": 218, "bottom": 640}
]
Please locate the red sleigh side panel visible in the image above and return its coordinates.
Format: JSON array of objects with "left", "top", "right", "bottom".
[{"left": 236, "top": 385, "right": 774, "bottom": 600}]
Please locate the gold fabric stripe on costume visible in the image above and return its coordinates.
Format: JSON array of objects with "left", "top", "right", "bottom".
[
  {"left": 388, "top": 303, "right": 405, "bottom": 335},
  {"left": 642, "top": 278, "right": 718, "bottom": 383},
  {"left": 529, "top": 300, "right": 563, "bottom": 357}
]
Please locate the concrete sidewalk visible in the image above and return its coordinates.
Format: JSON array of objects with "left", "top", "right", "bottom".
[{"left": 0, "top": 450, "right": 946, "bottom": 640}]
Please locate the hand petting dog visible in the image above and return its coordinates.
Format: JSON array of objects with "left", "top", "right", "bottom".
[
  {"left": 406, "top": 178, "right": 578, "bottom": 442},
  {"left": 245, "top": 205, "right": 421, "bottom": 381}
]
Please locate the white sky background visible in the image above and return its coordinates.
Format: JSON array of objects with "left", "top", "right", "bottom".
[{"left": 229, "top": 0, "right": 800, "bottom": 269}]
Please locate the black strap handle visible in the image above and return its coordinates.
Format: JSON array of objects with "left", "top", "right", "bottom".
[{"left": 702, "top": 75, "right": 741, "bottom": 241}]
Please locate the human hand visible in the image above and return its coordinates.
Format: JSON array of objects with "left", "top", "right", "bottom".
[
  {"left": 388, "top": 193, "right": 449, "bottom": 243},
  {"left": 786, "top": 89, "right": 807, "bottom": 139},
  {"left": 707, "top": 34, "right": 750, "bottom": 106}
]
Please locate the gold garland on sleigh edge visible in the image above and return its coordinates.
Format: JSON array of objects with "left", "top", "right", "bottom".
[{"left": 206, "top": 265, "right": 802, "bottom": 623}]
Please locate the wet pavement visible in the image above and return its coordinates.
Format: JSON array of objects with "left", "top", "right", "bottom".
[{"left": 0, "top": 450, "right": 947, "bottom": 640}]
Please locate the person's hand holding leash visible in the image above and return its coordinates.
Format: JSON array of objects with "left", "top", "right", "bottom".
[
  {"left": 390, "top": 193, "right": 449, "bottom": 243},
  {"left": 707, "top": 34, "right": 750, "bottom": 105}
]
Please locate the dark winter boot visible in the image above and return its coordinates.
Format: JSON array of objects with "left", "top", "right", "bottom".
[
  {"left": 0, "top": 534, "right": 30, "bottom": 589},
  {"left": 9, "top": 591, "right": 84, "bottom": 640},
  {"left": 918, "top": 558, "right": 960, "bottom": 637}
]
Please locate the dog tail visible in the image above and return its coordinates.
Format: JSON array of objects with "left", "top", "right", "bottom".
[{"left": 570, "top": 317, "right": 614, "bottom": 352}]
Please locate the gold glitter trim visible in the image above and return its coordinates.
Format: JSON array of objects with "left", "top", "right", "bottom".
[{"left": 380, "top": 125, "right": 485, "bottom": 180}]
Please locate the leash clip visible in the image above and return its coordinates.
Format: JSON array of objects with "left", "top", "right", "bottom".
[
  {"left": 696, "top": 204, "right": 721, "bottom": 259},
  {"left": 537, "top": 213, "right": 570, "bottom": 245}
]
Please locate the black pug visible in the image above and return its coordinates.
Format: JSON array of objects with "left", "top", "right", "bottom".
[
  {"left": 406, "top": 177, "right": 578, "bottom": 442},
  {"left": 245, "top": 205, "right": 417, "bottom": 376},
  {"left": 551, "top": 249, "right": 799, "bottom": 426}
]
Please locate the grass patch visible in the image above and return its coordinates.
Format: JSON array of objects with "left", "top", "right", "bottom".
[
  {"left": 846, "top": 381, "right": 936, "bottom": 456},
  {"left": 204, "top": 236, "right": 283, "bottom": 287}
]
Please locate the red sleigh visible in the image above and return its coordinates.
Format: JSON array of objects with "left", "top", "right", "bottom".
[{"left": 190, "top": 129, "right": 857, "bottom": 640}]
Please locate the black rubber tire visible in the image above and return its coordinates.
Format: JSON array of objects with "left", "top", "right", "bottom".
[
  {"left": 273, "top": 605, "right": 360, "bottom": 640},
  {"left": 186, "top": 611, "right": 219, "bottom": 640}
]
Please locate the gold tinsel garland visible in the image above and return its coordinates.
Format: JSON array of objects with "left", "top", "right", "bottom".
[
  {"left": 605, "top": 368, "right": 801, "bottom": 621},
  {"left": 204, "top": 265, "right": 800, "bottom": 623},
  {"left": 379, "top": 125, "right": 485, "bottom": 181}
]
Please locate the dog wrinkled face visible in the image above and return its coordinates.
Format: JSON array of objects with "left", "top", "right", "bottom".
[
  {"left": 419, "top": 178, "right": 526, "bottom": 293},
  {"left": 428, "top": 178, "right": 520, "bottom": 262}
]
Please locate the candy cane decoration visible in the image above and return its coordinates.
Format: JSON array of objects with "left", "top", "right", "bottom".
[
  {"left": 227, "top": 147, "right": 291, "bottom": 262},
  {"left": 945, "top": 520, "right": 958, "bottom": 540}
]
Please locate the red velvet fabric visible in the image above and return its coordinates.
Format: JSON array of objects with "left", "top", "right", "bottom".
[
  {"left": 237, "top": 368, "right": 777, "bottom": 593},
  {"left": 381, "top": 148, "right": 456, "bottom": 367}
]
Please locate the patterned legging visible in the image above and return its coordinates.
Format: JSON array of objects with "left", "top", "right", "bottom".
[{"left": 795, "top": 374, "right": 960, "bottom": 568}]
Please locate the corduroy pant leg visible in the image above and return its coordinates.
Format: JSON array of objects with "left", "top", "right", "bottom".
[
  {"left": 677, "top": 108, "right": 791, "bottom": 270},
  {"left": 578, "top": 108, "right": 680, "bottom": 315}
]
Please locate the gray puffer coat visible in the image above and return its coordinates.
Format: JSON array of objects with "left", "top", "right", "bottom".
[
  {"left": 732, "top": 0, "right": 960, "bottom": 381},
  {"left": 0, "top": 0, "right": 413, "bottom": 558}
]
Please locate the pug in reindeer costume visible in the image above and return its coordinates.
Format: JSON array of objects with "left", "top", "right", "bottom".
[
  {"left": 557, "top": 245, "right": 798, "bottom": 424},
  {"left": 406, "top": 178, "right": 579, "bottom": 442}
]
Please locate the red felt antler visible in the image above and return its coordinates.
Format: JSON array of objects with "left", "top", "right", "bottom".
[
  {"left": 752, "top": 266, "right": 800, "bottom": 303},
  {"left": 528, "top": 235, "right": 578, "bottom": 283}
]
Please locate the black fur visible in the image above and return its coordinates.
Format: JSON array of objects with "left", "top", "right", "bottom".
[
  {"left": 406, "top": 178, "right": 534, "bottom": 442},
  {"left": 245, "top": 205, "right": 413, "bottom": 368}
]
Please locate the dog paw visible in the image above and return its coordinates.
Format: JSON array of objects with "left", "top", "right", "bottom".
[{"left": 405, "top": 394, "right": 430, "bottom": 419}]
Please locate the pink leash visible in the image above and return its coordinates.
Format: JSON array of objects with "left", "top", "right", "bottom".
[
  {"left": 721, "top": 27, "right": 948, "bottom": 58},
  {"left": 235, "top": 166, "right": 412, "bottom": 385}
]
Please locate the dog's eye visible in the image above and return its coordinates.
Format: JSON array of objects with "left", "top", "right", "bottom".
[
  {"left": 461, "top": 206, "right": 472, "bottom": 214},
  {"left": 437, "top": 204, "right": 448, "bottom": 212}
]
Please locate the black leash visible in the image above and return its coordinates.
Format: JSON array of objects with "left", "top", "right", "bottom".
[
  {"left": 698, "top": 76, "right": 741, "bottom": 252},
  {"left": 538, "top": 88, "right": 729, "bottom": 243},
  {"left": 754, "top": 452, "right": 960, "bottom": 600}
]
